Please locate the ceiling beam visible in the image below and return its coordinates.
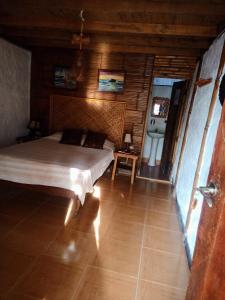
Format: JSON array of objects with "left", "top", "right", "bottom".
[
  {"left": 2, "top": 1, "right": 225, "bottom": 16},
  {"left": 91, "top": 43, "right": 201, "bottom": 56},
  {"left": 7, "top": 36, "right": 202, "bottom": 57},
  {"left": 1, "top": 28, "right": 211, "bottom": 49},
  {"left": 0, "top": 18, "right": 217, "bottom": 37}
]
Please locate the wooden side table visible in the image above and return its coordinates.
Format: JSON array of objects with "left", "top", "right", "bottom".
[{"left": 111, "top": 152, "right": 138, "bottom": 184}]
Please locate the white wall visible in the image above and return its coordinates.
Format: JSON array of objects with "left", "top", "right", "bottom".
[
  {"left": 171, "top": 63, "right": 200, "bottom": 182},
  {"left": 173, "top": 33, "right": 225, "bottom": 258},
  {"left": 0, "top": 38, "right": 31, "bottom": 147}
]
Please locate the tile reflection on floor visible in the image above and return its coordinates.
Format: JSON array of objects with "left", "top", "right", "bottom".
[{"left": 0, "top": 175, "right": 189, "bottom": 300}]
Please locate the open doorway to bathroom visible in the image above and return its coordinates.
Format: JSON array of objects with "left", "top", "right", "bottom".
[{"left": 138, "top": 77, "right": 188, "bottom": 182}]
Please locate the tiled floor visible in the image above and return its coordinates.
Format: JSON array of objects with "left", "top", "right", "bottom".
[
  {"left": 0, "top": 175, "right": 189, "bottom": 300},
  {"left": 138, "top": 163, "right": 170, "bottom": 181}
]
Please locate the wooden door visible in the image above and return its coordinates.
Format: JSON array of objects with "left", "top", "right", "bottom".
[
  {"left": 161, "top": 80, "right": 187, "bottom": 175},
  {"left": 186, "top": 97, "right": 225, "bottom": 299}
]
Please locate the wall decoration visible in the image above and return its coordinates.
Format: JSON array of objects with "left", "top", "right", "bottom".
[
  {"left": 53, "top": 66, "right": 76, "bottom": 89},
  {"left": 98, "top": 69, "right": 125, "bottom": 92},
  {"left": 151, "top": 97, "right": 170, "bottom": 118}
]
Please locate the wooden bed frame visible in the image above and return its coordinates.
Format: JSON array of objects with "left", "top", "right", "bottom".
[{"left": 1, "top": 95, "right": 126, "bottom": 223}]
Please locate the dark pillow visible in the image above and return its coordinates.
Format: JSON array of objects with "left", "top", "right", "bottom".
[
  {"left": 83, "top": 131, "right": 107, "bottom": 149},
  {"left": 60, "top": 129, "right": 83, "bottom": 145}
]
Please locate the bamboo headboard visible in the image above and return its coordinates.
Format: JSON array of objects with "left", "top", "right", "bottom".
[{"left": 49, "top": 95, "right": 126, "bottom": 148}]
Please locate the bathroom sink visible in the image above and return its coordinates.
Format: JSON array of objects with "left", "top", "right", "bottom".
[
  {"left": 147, "top": 131, "right": 164, "bottom": 138},
  {"left": 147, "top": 130, "right": 165, "bottom": 166}
]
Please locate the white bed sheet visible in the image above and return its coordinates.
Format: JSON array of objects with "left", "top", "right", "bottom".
[{"left": 0, "top": 137, "right": 114, "bottom": 204}]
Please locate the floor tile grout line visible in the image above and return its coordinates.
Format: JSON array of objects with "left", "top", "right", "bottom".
[
  {"left": 144, "top": 223, "right": 183, "bottom": 233},
  {"left": 87, "top": 264, "right": 138, "bottom": 280},
  {"left": 0, "top": 198, "right": 49, "bottom": 242},
  {"left": 5, "top": 255, "right": 40, "bottom": 298},
  {"left": 4, "top": 203, "right": 63, "bottom": 298},
  {"left": 141, "top": 278, "right": 188, "bottom": 292},
  {"left": 142, "top": 246, "right": 186, "bottom": 258},
  {"left": 146, "top": 209, "right": 178, "bottom": 216},
  {"left": 4, "top": 224, "right": 62, "bottom": 298},
  {"left": 134, "top": 206, "right": 148, "bottom": 300},
  {"left": 70, "top": 264, "right": 89, "bottom": 300},
  {"left": 6, "top": 291, "right": 40, "bottom": 300}
]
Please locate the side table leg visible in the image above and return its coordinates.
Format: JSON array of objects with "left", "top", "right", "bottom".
[
  {"left": 111, "top": 156, "right": 118, "bottom": 181},
  {"left": 131, "top": 159, "right": 136, "bottom": 184}
]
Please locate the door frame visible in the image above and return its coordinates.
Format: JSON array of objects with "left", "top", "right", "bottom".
[
  {"left": 186, "top": 79, "right": 225, "bottom": 299},
  {"left": 160, "top": 80, "right": 189, "bottom": 176},
  {"left": 184, "top": 43, "right": 225, "bottom": 234},
  {"left": 140, "top": 76, "right": 190, "bottom": 182}
]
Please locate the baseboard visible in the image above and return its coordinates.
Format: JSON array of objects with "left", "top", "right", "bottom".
[
  {"left": 142, "top": 158, "right": 148, "bottom": 163},
  {"left": 136, "top": 175, "right": 170, "bottom": 185}
]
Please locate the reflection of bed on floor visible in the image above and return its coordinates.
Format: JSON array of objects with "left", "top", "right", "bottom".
[{"left": 0, "top": 95, "right": 126, "bottom": 219}]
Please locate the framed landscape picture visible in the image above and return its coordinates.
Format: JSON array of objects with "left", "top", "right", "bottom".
[
  {"left": 53, "top": 66, "right": 76, "bottom": 89},
  {"left": 98, "top": 69, "right": 125, "bottom": 93}
]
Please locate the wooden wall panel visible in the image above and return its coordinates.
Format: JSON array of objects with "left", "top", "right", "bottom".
[
  {"left": 30, "top": 47, "right": 154, "bottom": 151},
  {"left": 50, "top": 95, "right": 126, "bottom": 148},
  {"left": 153, "top": 55, "right": 197, "bottom": 79}
]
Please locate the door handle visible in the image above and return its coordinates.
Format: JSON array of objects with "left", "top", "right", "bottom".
[{"left": 197, "top": 182, "right": 218, "bottom": 208}]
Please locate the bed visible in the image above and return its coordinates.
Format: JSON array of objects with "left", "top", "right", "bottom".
[
  {"left": 0, "top": 135, "right": 114, "bottom": 204},
  {"left": 0, "top": 95, "right": 126, "bottom": 216}
]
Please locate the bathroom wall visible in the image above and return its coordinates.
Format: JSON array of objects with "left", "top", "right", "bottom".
[
  {"left": 0, "top": 38, "right": 31, "bottom": 147},
  {"left": 143, "top": 84, "right": 172, "bottom": 160},
  {"left": 173, "top": 32, "right": 225, "bottom": 258}
]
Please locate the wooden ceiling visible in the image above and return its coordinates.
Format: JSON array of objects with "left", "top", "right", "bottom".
[{"left": 0, "top": 0, "right": 224, "bottom": 78}]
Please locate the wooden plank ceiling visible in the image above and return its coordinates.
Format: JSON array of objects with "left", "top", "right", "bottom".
[{"left": 0, "top": 0, "right": 224, "bottom": 79}]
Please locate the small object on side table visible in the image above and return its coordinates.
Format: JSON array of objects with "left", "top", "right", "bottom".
[{"left": 111, "top": 151, "right": 138, "bottom": 184}]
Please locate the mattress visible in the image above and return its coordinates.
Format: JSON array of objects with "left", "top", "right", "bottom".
[{"left": 0, "top": 136, "right": 114, "bottom": 204}]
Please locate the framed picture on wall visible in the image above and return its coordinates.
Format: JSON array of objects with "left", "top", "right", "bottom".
[
  {"left": 98, "top": 69, "right": 125, "bottom": 93},
  {"left": 53, "top": 66, "right": 76, "bottom": 89},
  {"left": 151, "top": 97, "right": 170, "bottom": 118}
]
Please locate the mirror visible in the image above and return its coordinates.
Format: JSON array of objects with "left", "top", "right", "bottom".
[{"left": 151, "top": 97, "right": 170, "bottom": 118}]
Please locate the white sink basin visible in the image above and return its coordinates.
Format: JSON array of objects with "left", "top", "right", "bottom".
[{"left": 147, "top": 131, "right": 164, "bottom": 138}]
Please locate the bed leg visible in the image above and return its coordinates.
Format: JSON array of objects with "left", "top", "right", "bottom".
[
  {"left": 64, "top": 197, "right": 81, "bottom": 226},
  {"left": 74, "top": 197, "right": 81, "bottom": 215}
]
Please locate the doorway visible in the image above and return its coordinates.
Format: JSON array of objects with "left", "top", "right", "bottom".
[{"left": 138, "top": 77, "right": 188, "bottom": 181}]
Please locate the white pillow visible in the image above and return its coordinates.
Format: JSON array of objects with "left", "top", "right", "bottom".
[{"left": 103, "top": 139, "right": 115, "bottom": 151}]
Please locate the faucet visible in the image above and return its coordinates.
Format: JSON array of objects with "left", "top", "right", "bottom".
[{"left": 150, "top": 119, "right": 155, "bottom": 125}]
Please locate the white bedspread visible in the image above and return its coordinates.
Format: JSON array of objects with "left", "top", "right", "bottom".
[{"left": 0, "top": 137, "right": 114, "bottom": 204}]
